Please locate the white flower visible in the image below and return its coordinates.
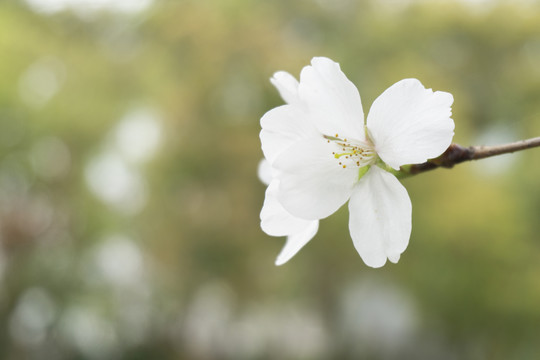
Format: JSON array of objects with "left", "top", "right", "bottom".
[
  {"left": 258, "top": 159, "right": 319, "bottom": 266},
  {"left": 259, "top": 57, "right": 454, "bottom": 268}
]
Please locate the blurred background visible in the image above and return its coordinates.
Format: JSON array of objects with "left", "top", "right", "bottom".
[{"left": 1, "top": 0, "right": 540, "bottom": 359}]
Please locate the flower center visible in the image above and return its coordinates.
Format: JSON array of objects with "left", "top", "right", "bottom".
[{"left": 324, "top": 134, "right": 376, "bottom": 169}]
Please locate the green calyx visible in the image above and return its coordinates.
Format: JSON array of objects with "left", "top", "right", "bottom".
[{"left": 357, "top": 164, "right": 370, "bottom": 180}]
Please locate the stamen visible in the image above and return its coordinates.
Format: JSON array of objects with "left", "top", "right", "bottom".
[{"left": 325, "top": 133, "right": 376, "bottom": 170}]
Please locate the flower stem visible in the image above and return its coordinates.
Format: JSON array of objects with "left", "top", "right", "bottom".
[{"left": 399, "top": 136, "right": 540, "bottom": 177}]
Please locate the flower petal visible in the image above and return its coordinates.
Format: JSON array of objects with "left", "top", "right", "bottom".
[
  {"left": 298, "top": 57, "right": 365, "bottom": 141},
  {"left": 274, "top": 136, "right": 358, "bottom": 220},
  {"left": 366, "top": 79, "right": 455, "bottom": 170},
  {"left": 260, "top": 105, "right": 317, "bottom": 164},
  {"left": 275, "top": 221, "right": 319, "bottom": 266},
  {"left": 348, "top": 166, "right": 412, "bottom": 268},
  {"left": 270, "top": 71, "right": 300, "bottom": 105},
  {"left": 261, "top": 180, "right": 316, "bottom": 237},
  {"left": 257, "top": 159, "right": 273, "bottom": 186}
]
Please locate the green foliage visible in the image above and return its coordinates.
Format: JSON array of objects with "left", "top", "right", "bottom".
[{"left": 1, "top": 0, "right": 540, "bottom": 359}]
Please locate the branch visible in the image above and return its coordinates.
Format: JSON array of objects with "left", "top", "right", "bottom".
[{"left": 401, "top": 136, "right": 540, "bottom": 176}]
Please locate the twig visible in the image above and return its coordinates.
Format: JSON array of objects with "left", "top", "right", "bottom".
[{"left": 401, "top": 136, "right": 540, "bottom": 176}]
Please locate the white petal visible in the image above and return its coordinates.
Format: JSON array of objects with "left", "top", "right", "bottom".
[
  {"left": 274, "top": 136, "right": 357, "bottom": 220},
  {"left": 261, "top": 181, "right": 316, "bottom": 236},
  {"left": 257, "top": 159, "right": 272, "bottom": 186},
  {"left": 298, "top": 57, "right": 365, "bottom": 141},
  {"left": 260, "top": 105, "right": 318, "bottom": 164},
  {"left": 366, "top": 79, "right": 455, "bottom": 170},
  {"left": 348, "top": 166, "right": 412, "bottom": 268},
  {"left": 271, "top": 71, "right": 300, "bottom": 105},
  {"left": 275, "top": 221, "right": 319, "bottom": 266}
]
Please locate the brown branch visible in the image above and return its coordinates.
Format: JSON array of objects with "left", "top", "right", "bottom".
[{"left": 402, "top": 136, "right": 540, "bottom": 176}]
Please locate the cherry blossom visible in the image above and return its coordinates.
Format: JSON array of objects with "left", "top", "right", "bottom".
[{"left": 260, "top": 57, "right": 454, "bottom": 267}]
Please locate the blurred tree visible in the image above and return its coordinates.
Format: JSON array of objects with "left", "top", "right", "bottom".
[{"left": 0, "top": 0, "right": 540, "bottom": 359}]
